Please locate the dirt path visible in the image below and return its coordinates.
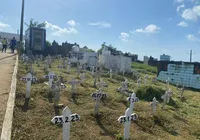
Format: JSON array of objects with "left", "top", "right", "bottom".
[{"left": 0, "top": 52, "right": 16, "bottom": 133}]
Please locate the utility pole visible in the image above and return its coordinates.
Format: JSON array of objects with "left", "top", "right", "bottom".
[
  {"left": 190, "top": 49, "right": 192, "bottom": 63},
  {"left": 20, "top": 0, "right": 25, "bottom": 42}
]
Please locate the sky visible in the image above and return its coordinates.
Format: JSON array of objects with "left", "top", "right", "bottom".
[{"left": 0, "top": 0, "right": 200, "bottom": 61}]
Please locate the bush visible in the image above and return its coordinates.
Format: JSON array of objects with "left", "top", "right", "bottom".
[{"left": 136, "top": 85, "right": 165, "bottom": 101}]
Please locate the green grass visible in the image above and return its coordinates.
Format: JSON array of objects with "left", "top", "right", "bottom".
[
  {"left": 132, "top": 62, "right": 157, "bottom": 75},
  {"left": 11, "top": 60, "right": 200, "bottom": 140}
]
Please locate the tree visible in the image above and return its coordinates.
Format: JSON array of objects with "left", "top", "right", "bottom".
[{"left": 25, "top": 18, "right": 46, "bottom": 28}]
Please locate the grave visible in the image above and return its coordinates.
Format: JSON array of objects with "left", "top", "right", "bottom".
[
  {"left": 149, "top": 97, "right": 159, "bottom": 116},
  {"left": 91, "top": 89, "right": 107, "bottom": 116},
  {"left": 118, "top": 93, "right": 138, "bottom": 140},
  {"left": 51, "top": 107, "right": 80, "bottom": 140},
  {"left": 21, "top": 73, "right": 37, "bottom": 100}
]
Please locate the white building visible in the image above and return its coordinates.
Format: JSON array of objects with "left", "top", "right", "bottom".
[
  {"left": 143, "top": 56, "right": 149, "bottom": 64},
  {"left": 157, "top": 63, "right": 200, "bottom": 89},
  {"left": 69, "top": 45, "right": 97, "bottom": 67},
  {"left": 160, "top": 54, "right": 170, "bottom": 61},
  {"left": 99, "top": 46, "right": 132, "bottom": 72}
]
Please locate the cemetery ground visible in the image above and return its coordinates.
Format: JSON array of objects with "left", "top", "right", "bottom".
[
  {"left": 11, "top": 60, "right": 200, "bottom": 140},
  {"left": 0, "top": 53, "right": 16, "bottom": 133}
]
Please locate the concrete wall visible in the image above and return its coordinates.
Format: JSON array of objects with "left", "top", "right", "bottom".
[{"left": 157, "top": 63, "right": 200, "bottom": 89}]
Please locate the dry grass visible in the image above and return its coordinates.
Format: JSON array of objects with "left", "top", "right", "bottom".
[{"left": 11, "top": 60, "right": 200, "bottom": 140}]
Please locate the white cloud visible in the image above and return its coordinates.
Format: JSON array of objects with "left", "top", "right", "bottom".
[
  {"left": 67, "top": 20, "right": 76, "bottom": 26},
  {"left": 177, "top": 4, "right": 185, "bottom": 12},
  {"left": 175, "top": 0, "right": 184, "bottom": 3},
  {"left": 45, "top": 21, "right": 77, "bottom": 37},
  {"left": 89, "top": 22, "right": 111, "bottom": 28},
  {"left": 0, "top": 21, "right": 10, "bottom": 31},
  {"left": 119, "top": 32, "right": 129, "bottom": 41},
  {"left": 182, "top": 5, "right": 200, "bottom": 21},
  {"left": 186, "top": 34, "right": 200, "bottom": 42},
  {"left": 133, "top": 24, "right": 161, "bottom": 34},
  {"left": 168, "top": 18, "right": 172, "bottom": 22},
  {"left": 177, "top": 21, "right": 188, "bottom": 27}
]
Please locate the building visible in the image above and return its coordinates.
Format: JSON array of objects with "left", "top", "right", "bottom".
[
  {"left": 160, "top": 54, "right": 170, "bottom": 61},
  {"left": 157, "top": 61, "right": 200, "bottom": 89},
  {"left": 99, "top": 46, "right": 132, "bottom": 73},
  {"left": 143, "top": 56, "right": 149, "bottom": 65},
  {"left": 69, "top": 45, "right": 98, "bottom": 67},
  {"left": 0, "top": 31, "right": 24, "bottom": 42}
]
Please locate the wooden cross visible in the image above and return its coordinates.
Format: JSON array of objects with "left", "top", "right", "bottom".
[
  {"left": 51, "top": 107, "right": 80, "bottom": 140},
  {"left": 109, "top": 69, "right": 113, "bottom": 79},
  {"left": 165, "top": 77, "right": 170, "bottom": 90},
  {"left": 166, "top": 89, "right": 173, "bottom": 103},
  {"left": 91, "top": 89, "right": 107, "bottom": 116},
  {"left": 67, "top": 61, "right": 71, "bottom": 73},
  {"left": 21, "top": 73, "right": 37, "bottom": 99},
  {"left": 144, "top": 74, "right": 148, "bottom": 85},
  {"left": 96, "top": 80, "right": 107, "bottom": 90},
  {"left": 161, "top": 91, "right": 169, "bottom": 109},
  {"left": 80, "top": 72, "right": 86, "bottom": 84},
  {"left": 43, "top": 72, "right": 57, "bottom": 88},
  {"left": 149, "top": 97, "right": 159, "bottom": 116},
  {"left": 68, "top": 79, "right": 80, "bottom": 98},
  {"left": 137, "top": 78, "right": 142, "bottom": 88},
  {"left": 118, "top": 93, "right": 138, "bottom": 140}
]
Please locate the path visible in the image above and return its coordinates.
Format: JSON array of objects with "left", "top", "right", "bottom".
[{"left": 0, "top": 52, "right": 16, "bottom": 134}]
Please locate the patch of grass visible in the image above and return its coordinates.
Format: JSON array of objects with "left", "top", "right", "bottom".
[
  {"left": 136, "top": 85, "right": 165, "bottom": 102},
  {"left": 11, "top": 59, "right": 200, "bottom": 140},
  {"left": 132, "top": 62, "right": 157, "bottom": 74}
]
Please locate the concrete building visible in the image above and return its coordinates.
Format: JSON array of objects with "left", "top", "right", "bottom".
[
  {"left": 99, "top": 46, "right": 132, "bottom": 73},
  {"left": 143, "top": 56, "right": 149, "bottom": 65},
  {"left": 69, "top": 45, "right": 98, "bottom": 67},
  {"left": 160, "top": 54, "right": 170, "bottom": 61}
]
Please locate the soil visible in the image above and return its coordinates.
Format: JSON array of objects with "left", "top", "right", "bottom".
[{"left": 0, "top": 52, "right": 16, "bottom": 133}]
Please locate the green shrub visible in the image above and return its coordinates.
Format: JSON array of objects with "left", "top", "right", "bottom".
[{"left": 136, "top": 85, "right": 165, "bottom": 101}]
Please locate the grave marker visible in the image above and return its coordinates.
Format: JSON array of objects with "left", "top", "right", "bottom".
[
  {"left": 118, "top": 93, "right": 138, "bottom": 140},
  {"left": 161, "top": 91, "right": 169, "bottom": 109},
  {"left": 80, "top": 72, "right": 86, "bottom": 84},
  {"left": 21, "top": 73, "right": 37, "bottom": 99},
  {"left": 51, "top": 107, "right": 80, "bottom": 140},
  {"left": 137, "top": 78, "right": 142, "bottom": 88},
  {"left": 144, "top": 74, "right": 148, "bottom": 85},
  {"left": 91, "top": 89, "right": 107, "bottom": 116},
  {"left": 43, "top": 72, "right": 57, "bottom": 88},
  {"left": 149, "top": 97, "right": 159, "bottom": 116}
]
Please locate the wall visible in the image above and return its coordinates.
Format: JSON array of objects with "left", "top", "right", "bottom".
[{"left": 157, "top": 61, "right": 200, "bottom": 89}]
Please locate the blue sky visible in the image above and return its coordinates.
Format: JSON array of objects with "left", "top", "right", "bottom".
[{"left": 0, "top": 0, "right": 200, "bottom": 61}]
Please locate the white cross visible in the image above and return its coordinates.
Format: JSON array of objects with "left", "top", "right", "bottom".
[
  {"left": 68, "top": 79, "right": 80, "bottom": 93},
  {"left": 180, "top": 86, "right": 185, "bottom": 99},
  {"left": 80, "top": 72, "right": 86, "bottom": 84},
  {"left": 144, "top": 74, "right": 148, "bottom": 85},
  {"left": 166, "top": 89, "right": 173, "bottom": 103},
  {"left": 165, "top": 78, "right": 170, "bottom": 90},
  {"left": 118, "top": 93, "right": 138, "bottom": 140},
  {"left": 43, "top": 72, "right": 57, "bottom": 88},
  {"left": 109, "top": 69, "right": 113, "bottom": 79},
  {"left": 51, "top": 107, "right": 80, "bottom": 140},
  {"left": 149, "top": 97, "right": 159, "bottom": 116},
  {"left": 67, "top": 61, "right": 71, "bottom": 73},
  {"left": 21, "top": 73, "right": 37, "bottom": 99},
  {"left": 96, "top": 80, "right": 107, "bottom": 90},
  {"left": 91, "top": 66, "right": 95, "bottom": 76},
  {"left": 91, "top": 89, "right": 107, "bottom": 115},
  {"left": 161, "top": 91, "right": 169, "bottom": 109},
  {"left": 137, "top": 78, "right": 142, "bottom": 88}
]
